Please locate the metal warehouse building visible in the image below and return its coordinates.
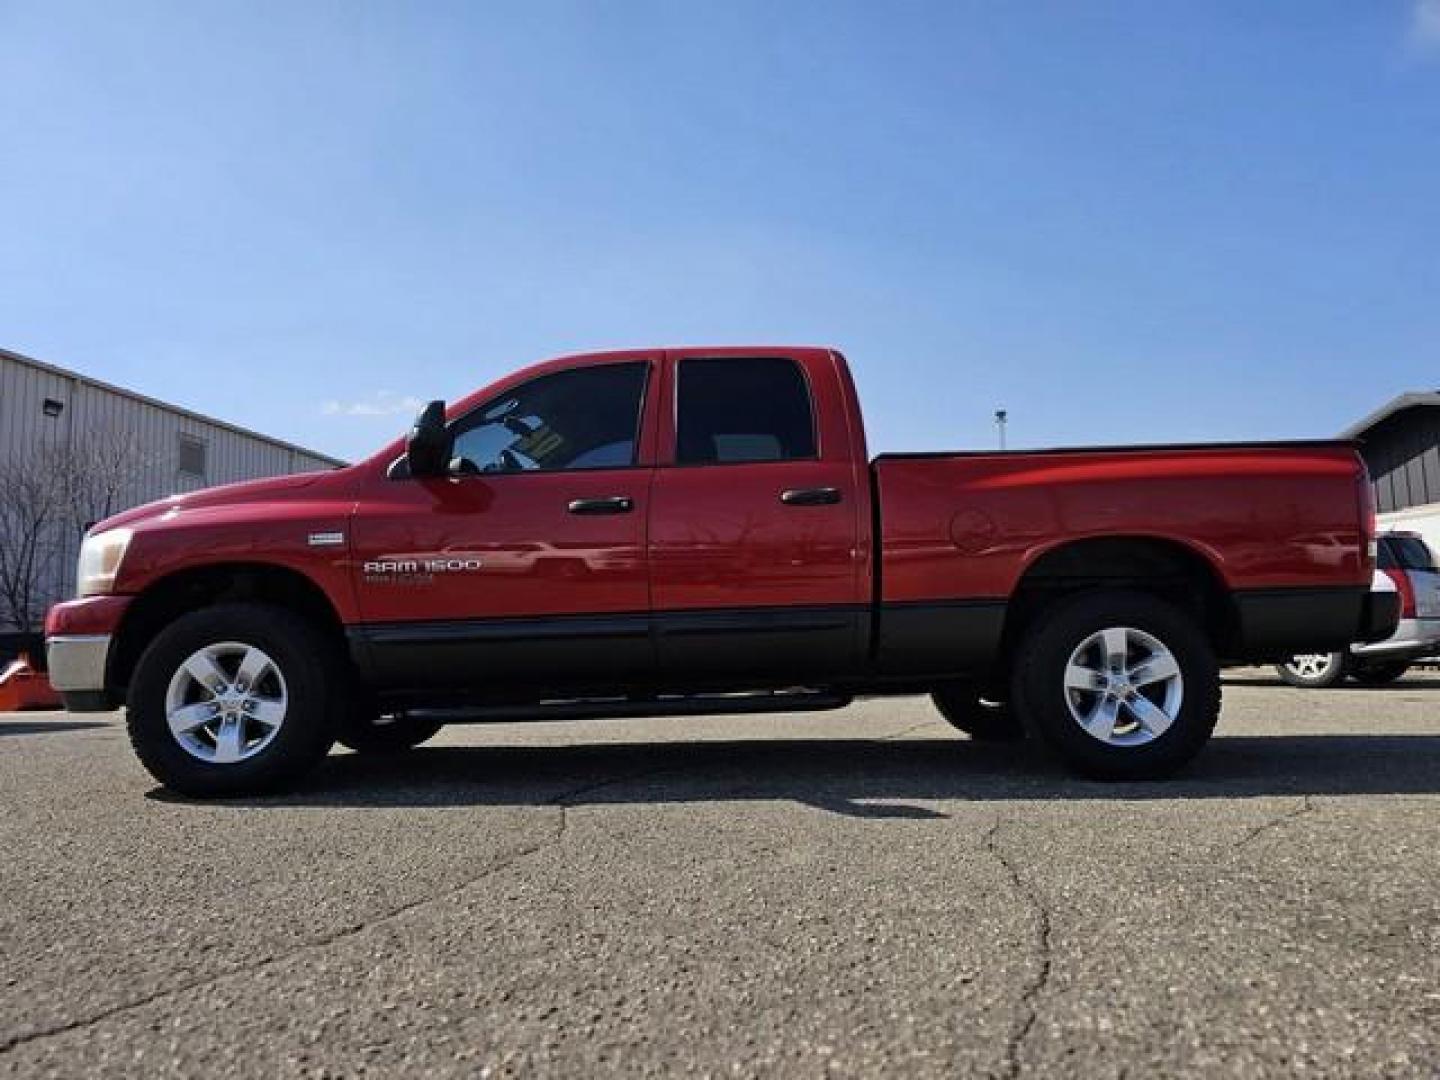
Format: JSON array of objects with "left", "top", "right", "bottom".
[
  {"left": 1, "top": 346, "right": 344, "bottom": 634},
  {"left": 1344, "top": 391, "right": 1440, "bottom": 514}
]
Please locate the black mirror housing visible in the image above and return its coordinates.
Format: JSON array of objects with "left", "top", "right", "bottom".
[{"left": 407, "top": 400, "right": 451, "bottom": 478}]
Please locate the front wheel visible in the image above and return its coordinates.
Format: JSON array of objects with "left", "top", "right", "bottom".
[
  {"left": 1275, "top": 653, "right": 1347, "bottom": 688},
  {"left": 126, "top": 603, "right": 341, "bottom": 798},
  {"left": 1009, "top": 590, "right": 1220, "bottom": 780}
]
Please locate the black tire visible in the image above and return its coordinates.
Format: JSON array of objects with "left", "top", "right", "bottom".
[
  {"left": 1009, "top": 590, "right": 1220, "bottom": 781},
  {"left": 1349, "top": 661, "right": 1410, "bottom": 686},
  {"left": 337, "top": 709, "right": 444, "bottom": 754},
  {"left": 126, "top": 603, "right": 341, "bottom": 798},
  {"left": 930, "top": 685, "right": 1024, "bottom": 741},
  {"left": 1274, "top": 653, "right": 1347, "bottom": 689}
]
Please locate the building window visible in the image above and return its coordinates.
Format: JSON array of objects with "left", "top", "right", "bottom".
[
  {"left": 178, "top": 434, "right": 208, "bottom": 480},
  {"left": 42, "top": 398, "right": 64, "bottom": 417}
]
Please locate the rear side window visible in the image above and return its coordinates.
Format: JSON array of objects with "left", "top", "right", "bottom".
[
  {"left": 1380, "top": 536, "right": 1437, "bottom": 572},
  {"left": 675, "top": 357, "right": 816, "bottom": 465}
]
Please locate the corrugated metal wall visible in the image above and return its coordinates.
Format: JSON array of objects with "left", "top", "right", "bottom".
[
  {"left": 1, "top": 350, "right": 343, "bottom": 630},
  {"left": 1359, "top": 408, "right": 1440, "bottom": 514}
]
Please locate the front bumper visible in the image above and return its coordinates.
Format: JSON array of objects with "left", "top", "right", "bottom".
[
  {"left": 45, "top": 635, "right": 113, "bottom": 708},
  {"left": 44, "top": 595, "right": 131, "bottom": 713}
]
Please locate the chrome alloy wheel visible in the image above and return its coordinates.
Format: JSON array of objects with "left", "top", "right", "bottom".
[
  {"left": 1063, "top": 626, "right": 1184, "bottom": 747},
  {"left": 164, "top": 642, "right": 288, "bottom": 764},
  {"left": 1286, "top": 654, "right": 1334, "bottom": 680}
]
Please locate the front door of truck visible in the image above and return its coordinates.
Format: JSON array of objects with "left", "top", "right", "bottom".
[
  {"left": 646, "top": 351, "right": 867, "bottom": 683},
  {"left": 350, "top": 357, "right": 659, "bottom": 695}
]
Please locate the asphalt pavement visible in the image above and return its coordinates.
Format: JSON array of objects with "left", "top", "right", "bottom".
[{"left": 2, "top": 672, "right": 1438, "bottom": 1077}]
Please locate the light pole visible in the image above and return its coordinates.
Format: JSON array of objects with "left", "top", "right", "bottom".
[{"left": 995, "top": 409, "right": 1008, "bottom": 451}]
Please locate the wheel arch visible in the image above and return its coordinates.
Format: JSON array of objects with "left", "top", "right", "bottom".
[
  {"left": 1002, "top": 534, "right": 1239, "bottom": 665},
  {"left": 109, "top": 562, "right": 349, "bottom": 696}
]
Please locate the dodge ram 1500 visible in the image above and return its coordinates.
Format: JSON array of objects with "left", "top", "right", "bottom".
[{"left": 46, "top": 347, "right": 1397, "bottom": 796}]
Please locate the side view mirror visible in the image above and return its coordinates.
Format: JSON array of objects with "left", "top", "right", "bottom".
[{"left": 407, "top": 400, "right": 452, "bottom": 478}]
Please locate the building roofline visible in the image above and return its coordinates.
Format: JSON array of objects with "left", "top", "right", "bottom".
[
  {"left": 0, "top": 346, "right": 347, "bottom": 467},
  {"left": 1341, "top": 391, "right": 1440, "bottom": 440}
]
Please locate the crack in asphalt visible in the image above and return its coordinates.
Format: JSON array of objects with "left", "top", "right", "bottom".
[
  {"left": 0, "top": 764, "right": 675, "bottom": 1058},
  {"left": 879, "top": 717, "right": 944, "bottom": 741},
  {"left": 1, "top": 720, "right": 946, "bottom": 1057},
  {"left": 982, "top": 817, "right": 1054, "bottom": 1080},
  {"left": 1234, "top": 795, "right": 1316, "bottom": 849}
]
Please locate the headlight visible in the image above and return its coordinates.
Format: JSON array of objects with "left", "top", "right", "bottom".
[{"left": 76, "top": 528, "right": 133, "bottom": 597}]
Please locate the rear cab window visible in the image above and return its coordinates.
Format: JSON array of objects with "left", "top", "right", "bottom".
[{"left": 675, "top": 357, "right": 817, "bottom": 465}]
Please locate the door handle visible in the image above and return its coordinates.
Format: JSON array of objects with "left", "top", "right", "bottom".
[
  {"left": 780, "top": 487, "right": 842, "bottom": 506},
  {"left": 567, "top": 496, "right": 634, "bottom": 515}
]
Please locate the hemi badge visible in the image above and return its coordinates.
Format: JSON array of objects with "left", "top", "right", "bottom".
[{"left": 308, "top": 531, "right": 346, "bottom": 547}]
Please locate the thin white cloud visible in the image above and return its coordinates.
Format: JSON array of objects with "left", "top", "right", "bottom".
[
  {"left": 321, "top": 390, "right": 424, "bottom": 418},
  {"left": 1413, "top": 0, "right": 1440, "bottom": 51}
]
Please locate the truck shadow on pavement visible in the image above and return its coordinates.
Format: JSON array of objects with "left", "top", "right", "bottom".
[
  {"left": 0, "top": 718, "right": 110, "bottom": 736},
  {"left": 192, "top": 731, "right": 1440, "bottom": 817}
]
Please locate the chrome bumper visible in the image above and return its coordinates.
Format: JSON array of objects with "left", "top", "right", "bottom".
[
  {"left": 1351, "top": 617, "right": 1440, "bottom": 659},
  {"left": 45, "top": 634, "right": 111, "bottom": 693}
]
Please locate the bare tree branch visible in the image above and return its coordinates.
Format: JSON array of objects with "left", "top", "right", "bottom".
[{"left": 0, "top": 429, "right": 154, "bottom": 631}]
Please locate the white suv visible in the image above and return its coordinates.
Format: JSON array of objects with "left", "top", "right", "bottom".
[{"left": 1278, "top": 531, "right": 1440, "bottom": 688}]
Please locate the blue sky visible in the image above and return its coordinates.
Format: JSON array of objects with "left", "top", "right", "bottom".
[{"left": 3, "top": 1, "right": 1438, "bottom": 462}]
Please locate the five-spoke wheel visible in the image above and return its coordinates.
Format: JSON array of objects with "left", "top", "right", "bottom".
[
  {"left": 127, "top": 603, "right": 339, "bottom": 797},
  {"left": 164, "top": 643, "right": 288, "bottom": 764},
  {"left": 1010, "top": 590, "right": 1219, "bottom": 780},
  {"left": 1062, "top": 626, "right": 1183, "bottom": 747}
]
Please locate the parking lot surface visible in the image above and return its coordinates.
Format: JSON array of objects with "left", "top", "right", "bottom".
[{"left": 2, "top": 674, "right": 1438, "bottom": 1078}]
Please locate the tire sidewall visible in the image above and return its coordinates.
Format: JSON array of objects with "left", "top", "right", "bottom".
[
  {"left": 127, "top": 603, "right": 338, "bottom": 796},
  {"left": 1012, "top": 591, "right": 1220, "bottom": 779}
]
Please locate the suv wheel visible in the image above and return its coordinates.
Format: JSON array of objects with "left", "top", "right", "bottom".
[
  {"left": 127, "top": 603, "right": 340, "bottom": 797},
  {"left": 1275, "top": 652, "right": 1347, "bottom": 688},
  {"left": 1010, "top": 590, "right": 1220, "bottom": 780}
]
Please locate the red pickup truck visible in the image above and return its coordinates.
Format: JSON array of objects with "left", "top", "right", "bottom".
[{"left": 46, "top": 347, "right": 1395, "bottom": 796}]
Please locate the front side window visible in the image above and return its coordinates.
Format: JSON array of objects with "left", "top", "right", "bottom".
[
  {"left": 450, "top": 362, "right": 648, "bottom": 473},
  {"left": 675, "top": 357, "right": 816, "bottom": 465}
]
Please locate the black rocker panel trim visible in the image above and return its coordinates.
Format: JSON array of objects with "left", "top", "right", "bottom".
[
  {"left": 873, "top": 599, "right": 1007, "bottom": 678},
  {"left": 350, "top": 605, "right": 870, "bottom": 693},
  {"left": 652, "top": 605, "right": 867, "bottom": 682},
  {"left": 351, "top": 612, "right": 654, "bottom": 692}
]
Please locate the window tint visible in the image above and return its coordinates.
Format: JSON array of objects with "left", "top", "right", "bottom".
[
  {"left": 1381, "top": 535, "right": 1437, "bottom": 572},
  {"left": 676, "top": 357, "right": 816, "bottom": 465},
  {"left": 450, "top": 363, "right": 647, "bottom": 473}
]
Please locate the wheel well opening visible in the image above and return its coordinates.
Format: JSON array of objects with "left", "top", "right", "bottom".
[
  {"left": 1002, "top": 537, "right": 1237, "bottom": 667},
  {"left": 110, "top": 564, "right": 347, "bottom": 695}
]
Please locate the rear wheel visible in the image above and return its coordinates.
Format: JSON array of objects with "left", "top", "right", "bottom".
[
  {"left": 127, "top": 603, "right": 340, "bottom": 798},
  {"left": 1009, "top": 590, "right": 1220, "bottom": 780},
  {"left": 1275, "top": 653, "right": 1347, "bottom": 688},
  {"left": 337, "top": 709, "right": 444, "bottom": 754},
  {"left": 1350, "top": 661, "right": 1410, "bottom": 686},
  {"left": 930, "top": 686, "right": 1024, "bottom": 741}
]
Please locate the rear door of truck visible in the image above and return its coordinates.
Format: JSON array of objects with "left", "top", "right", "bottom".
[{"left": 646, "top": 348, "right": 869, "bottom": 683}]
